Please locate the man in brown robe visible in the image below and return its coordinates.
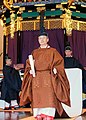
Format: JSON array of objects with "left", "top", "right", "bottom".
[{"left": 20, "top": 32, "right": 70, "bottom": 120}]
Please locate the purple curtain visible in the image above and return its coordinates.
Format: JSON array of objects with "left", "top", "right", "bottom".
[
  {"left": 8, "top": 32, "right": 17, "bottom": 65},
  {"left": 21, "top": 29, "right": 65, "bottom": 64},
  {"left": 68, "top": 30, "right": 86, "bottom": 67},
  {"left": 7, "top": 29, "right": 86, "bottom": 67}
]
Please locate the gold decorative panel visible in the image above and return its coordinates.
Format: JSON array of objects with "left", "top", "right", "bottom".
[
  {"left": 35, "top": 21, "right": 40, "bottom": 30},
  {"left": 0, "top": 21, "right": 3, "bottom": 70},
  {"left": 49, "top": 19, "right": 62, "bottom": 29},
  {"left": 5, "top": 19, "right": 86, "bottom": 36},
  {"left": 6, "top": 26, "right": 10, "bottom": 36},
  {"left": 22, "top": 21, "right": 34, "bottom": 31},
  {"left": 72, "top": 20, "right": 86, "bottom": 32},
  {"left": 15, "top": 23, "right": 17, "bottom": 32},
  {"left": 44, "top": 21, "right": 48, "bottom": 29},
  {"left": 79, "top": 22, "right": 86, "bottom": 31},
  {"left": 72, "top": 20, "right": 77, "bottom": 30}
]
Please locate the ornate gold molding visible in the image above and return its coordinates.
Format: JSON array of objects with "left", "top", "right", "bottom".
[
  {"left": 10, "top": 11, "right": 15, "bottom": 38},
  {"left": 5, "top": 18, "right": 86, "bottom": 36},
  {"left": 3, "top": 0, "right": 13, "bottom": 10},
  {"left": 72, "top": 20, "right": 86, "bottom": 31},
  {"left": 62, "top": 9, "right": 72, "bottom": 36},
  {"left": 0, "top": 20, "right": 4, "bottom": 70}
]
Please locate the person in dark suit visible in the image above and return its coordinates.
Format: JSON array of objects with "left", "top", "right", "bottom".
[
  {"left": 64, "top": 46, "right": 83, "bottom": 69},
  {"left": 1, "top": 56, "right": 22, "bottom": 109},
  {"left": 64, "top": 46, "right": 86, "bottom": 108}
]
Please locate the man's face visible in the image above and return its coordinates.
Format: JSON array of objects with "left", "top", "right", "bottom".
[
  {"left": 65, "top": 50, "right": 72, "bottom": 57},
  {"left": 38, "top": 35, "right": 49, "bottom": 46},
  {"left": 6, "top": 59, "right": 12, "bottom": 66}
]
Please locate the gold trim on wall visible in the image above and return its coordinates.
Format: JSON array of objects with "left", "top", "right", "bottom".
[
  {"left": 0, "top": 20, "right": 4, "bottom": 70},
  {"left": 72, "top": 20, "right": 86, "bottom": 31},
  {"left": 5, "top": 18, "right": 86, "bottom": 36}
]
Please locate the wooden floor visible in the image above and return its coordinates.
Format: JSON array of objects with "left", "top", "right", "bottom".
[{"left": 0, "top": 108, "right": 86, "bottom": 120}]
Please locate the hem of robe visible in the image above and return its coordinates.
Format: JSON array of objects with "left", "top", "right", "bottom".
[{"left": 33, "top": 107, "right": 55, "bottom": 117}]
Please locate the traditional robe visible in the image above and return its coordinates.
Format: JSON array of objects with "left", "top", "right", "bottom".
[
  {"left": 20, "top": 47, "right": 70, "bottom": 116},
  {"left": 1, "top": 65, "right": 22, "bottom": 104}
]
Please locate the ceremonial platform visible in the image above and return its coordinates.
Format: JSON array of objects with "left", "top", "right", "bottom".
[{"left": 0, "top": 108, "right": 86, "bottom": 120}]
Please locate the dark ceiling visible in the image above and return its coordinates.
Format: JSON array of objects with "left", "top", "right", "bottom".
[{"left": 0, "top": 0, "right": 86, "bottom": 23}]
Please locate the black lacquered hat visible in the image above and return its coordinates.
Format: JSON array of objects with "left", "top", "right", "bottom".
[
  {"left": 5, "top": 55, "right": 11, "bottom": 60},
  {"left": 38, "top": 31, "right": 48, "bottom": 37},
  {"left": 65, "top": 46, "right": 72, "bottom": 51}
]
